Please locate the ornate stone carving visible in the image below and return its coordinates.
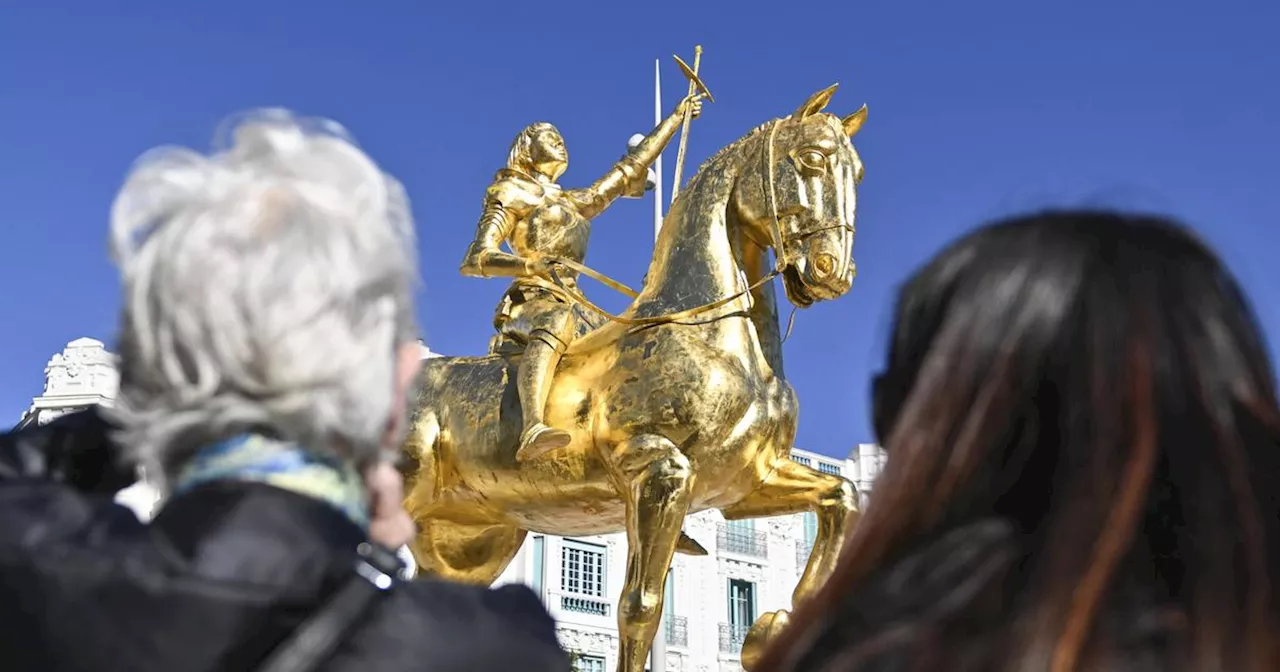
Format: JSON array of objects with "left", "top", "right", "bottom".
[
  {"left": 20, "top": 338, "right": 120, "bottom": 428},
  {"left": 556, "top": 627, "right": 616, "bottom": 656},
  {"left": 721, "top": 557, "right": 766, "bottom": 582},
  {"left": 766, "top": 516, "right": 794, "bottom": 540},
  {"left": 41, "top": 338, "right": 118, "bottom": 398}
]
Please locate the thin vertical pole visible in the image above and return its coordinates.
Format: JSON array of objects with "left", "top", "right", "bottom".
[
  {"left": 653, "top": 58, "right": 663, "bottom": 243},
  {"left": 648, "top": 60, "right": 670, "bottom": 672}
]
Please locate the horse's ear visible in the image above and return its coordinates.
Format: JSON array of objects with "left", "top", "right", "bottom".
[
  {"left": 842, "top": 104, "right": 868, "bottom": 137},
  {"left": 795, "top": 83, "right": 839, "bottom": 119}
]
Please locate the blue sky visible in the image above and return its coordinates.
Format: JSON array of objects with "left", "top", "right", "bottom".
[{"left": 1, "top": 1, "right": 1276, "bottom": 457}]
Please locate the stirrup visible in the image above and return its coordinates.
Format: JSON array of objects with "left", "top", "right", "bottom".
[{"left": 516, "top": 423, "right": 572, "bottom": 462}]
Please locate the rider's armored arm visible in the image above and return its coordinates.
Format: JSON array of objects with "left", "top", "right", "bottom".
[
  {"left": 460, "top": 182, "right": 536, "bottom": 278},
  {"left": 570, "top": 102, "right": 691, "bottom": 219}
]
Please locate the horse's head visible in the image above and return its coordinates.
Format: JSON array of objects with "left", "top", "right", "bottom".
[{"left": 734, "top": 84, "right": 866, "bottom": 307}]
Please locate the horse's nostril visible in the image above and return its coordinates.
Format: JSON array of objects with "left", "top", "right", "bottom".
[{"left": 814, "top": 254, "right": 836, "bottom": 278}]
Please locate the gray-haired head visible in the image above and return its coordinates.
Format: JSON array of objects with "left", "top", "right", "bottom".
[{"left": 108, "top": 108, "right": 420, "bottom": 489}]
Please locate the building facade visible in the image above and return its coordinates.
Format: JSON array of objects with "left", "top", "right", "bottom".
[
  {"left": 17, "top": 337, "right": 119, "bottom": 429},
  {"left": 20, "top": 339, "right": 886, "bottom": 672},
  {"left": 491, "top": 441, "right": 882, "bottom": 672}
]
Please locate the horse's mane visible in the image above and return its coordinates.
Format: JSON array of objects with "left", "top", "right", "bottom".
[{"left": 670, "top": 118, "right": 778, "bottom": 212}]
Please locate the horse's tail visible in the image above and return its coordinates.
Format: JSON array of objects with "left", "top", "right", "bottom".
[{"left": 402, "top": 357, "right": 448, "bottom": 517}]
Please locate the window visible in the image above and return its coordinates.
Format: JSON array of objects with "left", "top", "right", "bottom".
[
  {"left": 663, "top": 567, "right": 689, "bottom": 646},
  {"left": 797, "top": 514, "right": 818, "bottom": 571},
  {"left": 722, "top": 579, "right": 756, "bottom": 652},
  {"left": 574, "top": 654, "right": 606, "bottom": 672},
  {"left": 531, "top": 535, "right": 545, "bottom": 597},
  {"left": 561, "top": 540, "right": 606, "bottom": 597},
  {"left": 561, "top": 539, "right": 610, "bottom": 616},
  {"left": 728, "top": 579, "right": 756, "bottom": 628},
  {"left": 663, "top": 570, "right": 674, "bottom": 619},
  {"left": 790, "top": 452, "right": 812, "bottom": 466},
  {"left": 817, "top": 461, "right": 841, "bottom": 475},
  {"left": 802, "top": 512, "right": 818, "bottom": 545}
]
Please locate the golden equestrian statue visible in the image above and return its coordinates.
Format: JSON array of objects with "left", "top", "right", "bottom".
[{"left": 402, "top": 70, "right": 868, "bottom": 671}]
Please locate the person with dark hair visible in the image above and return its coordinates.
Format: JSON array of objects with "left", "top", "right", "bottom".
[{"left": 756, "top": 211, "right": 1280, "bottom": 672}]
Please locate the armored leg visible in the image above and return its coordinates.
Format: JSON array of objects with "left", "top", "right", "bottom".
[{"left": 515, "top": 329, "right": 572, "bottom": 461}]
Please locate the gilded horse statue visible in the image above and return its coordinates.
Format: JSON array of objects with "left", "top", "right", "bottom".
[{"left": 402, "top": 83, "right": 867, "bottom": 672}]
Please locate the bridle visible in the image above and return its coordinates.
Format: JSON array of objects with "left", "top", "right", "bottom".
[
  {"left": 763, "top": 116, "right": 857, "bottom": 278},
  {"left": 544, "top": 116, "right": 846, "bottom": 327}
]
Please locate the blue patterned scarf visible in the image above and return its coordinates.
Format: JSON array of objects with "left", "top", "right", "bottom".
[{"left": 172, "top": 433, "right": 370, "bottom": 529}]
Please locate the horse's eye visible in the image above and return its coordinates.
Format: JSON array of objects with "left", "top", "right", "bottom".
[{"left": 794, "top": 149, "right": 826, "bottom": 173}]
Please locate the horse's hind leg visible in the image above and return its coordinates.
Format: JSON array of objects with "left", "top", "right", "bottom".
[
  {"left": 607, "top": 434, "right": 695, "bottom": 672},
  {"left": 719, "top": 458, "right": 860, "bottom": 670},
  {"left": 409, "top": 518, "right": 528, "bottom": 586}
]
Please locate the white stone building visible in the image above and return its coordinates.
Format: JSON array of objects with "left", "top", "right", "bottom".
[
  {"left": 492, "top": 441, "right": 883, "bottom": 672},
  {"left": 18, "top": 339, "right": 886, "bottom": 672},
  {"left": 17, "top": 337, "right": 120, "bottom": 429}
]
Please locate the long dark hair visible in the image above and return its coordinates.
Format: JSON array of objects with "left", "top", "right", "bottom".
[{"left": 759, "top": 211, "right": 1280, "bottom": 671}]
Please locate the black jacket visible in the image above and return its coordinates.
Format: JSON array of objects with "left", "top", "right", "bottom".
[{"left": 0, "top": 408, "right": 570, "bottom": 672}]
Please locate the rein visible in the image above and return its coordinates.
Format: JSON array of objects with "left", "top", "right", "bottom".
[
  {"left": 542, "top": 263, "right": 780, "bottom": 327},
  {"left": 539, "top": 118, "right": 792, "bottom": 328}
]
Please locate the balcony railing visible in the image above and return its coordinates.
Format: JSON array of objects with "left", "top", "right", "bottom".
[
  {"left": 664, "top": 615, "right": 689, "bottom": 647},
  {"left": 817, "top": 461, "right": 843, "bottom": 476},
  {"left": 717, "top": 523, "right": 768, "bottom": 558},
  {"left": 561, "top": 594, "right": 610, "bottom": 617},
  {"left": 795, "top": 539, "right": 814, "bottom": 571},
  {"left": 719, "top": 623, "right": 750, "bottom": 653}
]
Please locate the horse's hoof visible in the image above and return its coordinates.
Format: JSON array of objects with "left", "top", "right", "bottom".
[{"left": 741, "top": 609, "right": 790, "bottom": 671}]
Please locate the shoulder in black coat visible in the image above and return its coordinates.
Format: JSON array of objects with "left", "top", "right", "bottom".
[{"left": 0, "top": 408, "right": 571, "bottom": 672}]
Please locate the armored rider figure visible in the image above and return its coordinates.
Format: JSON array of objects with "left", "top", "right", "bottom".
[{"left": 461, "top": 93, "right": 703, "bottom": 462}]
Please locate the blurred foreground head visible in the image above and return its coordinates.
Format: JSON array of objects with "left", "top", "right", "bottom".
[
  {"left": 764, "top": 211, "right": 1280, "bottom": 671},
  {"left": 108, "top": 110, "right": 420, "bottom": 489}
]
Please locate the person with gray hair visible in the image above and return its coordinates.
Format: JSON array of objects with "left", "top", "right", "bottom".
[{"left": 0, "top": 110, "right": 570, "bottom": 672}]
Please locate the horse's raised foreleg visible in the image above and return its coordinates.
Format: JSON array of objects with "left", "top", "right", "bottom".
[
  {"left": 719, "top": 458, "right": 859, "bottom": 670},
  {"left": 608, "top": 434, "right": 694, "bottom": 672}
]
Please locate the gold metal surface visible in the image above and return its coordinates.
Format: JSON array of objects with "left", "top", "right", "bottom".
[
  {"left": 404, "top": 77, "right": 868, "bottom": 672},
  {"left": 670, "top": 46, "right": 705, "bottom": 204},
  {"left": 458, "top": 63, "right": 704, "bottom": 463},
  {"left": 673, "top": 53, "right": 715, "bottom": 104}
]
